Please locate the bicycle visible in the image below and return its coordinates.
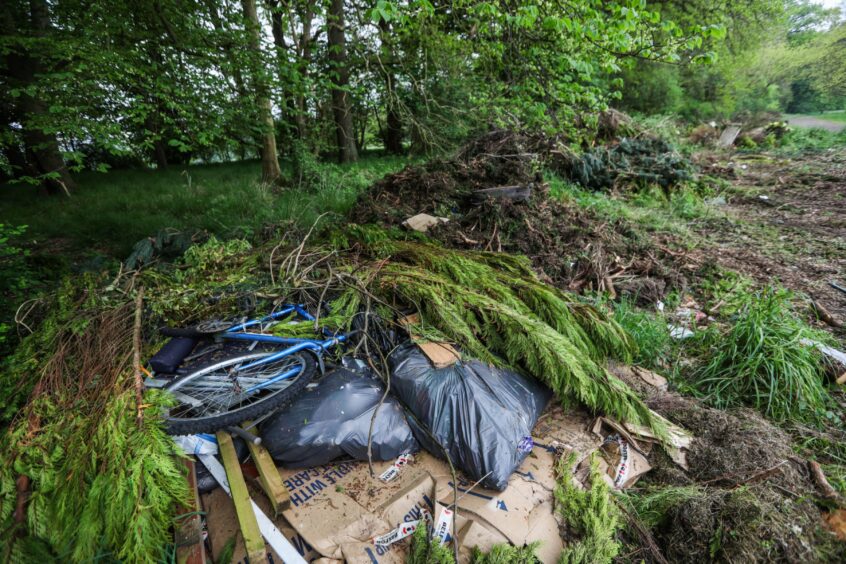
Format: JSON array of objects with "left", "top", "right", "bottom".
[{"left": 158, "top": 304, "right": 347, "bottom": 435}]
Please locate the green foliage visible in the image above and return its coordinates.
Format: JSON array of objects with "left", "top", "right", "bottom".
[
  {"left": 611, "top": 300, "right": 673, "bottom": 371},
  {"left": 0, "top": 156, "right": 410, "bottom": 258},
  {"left": 335, "top": 234, "right": 665, "bottom": 433},
  {"left": 555, "top": 453, "right": 621, "bottom": 564},
  {"left": 775, "top": 127, "right": 846, "bottom": 153},
  {"left": 471, "top": 543, "right": 539, "bottom": 564},
  {"left": 406, "top": 524, "right": 455, "bottom": 564},
  {"left": 692, "top": 286, "right": 835, "bottom": 422},
  {"left": 405, "top": 521, "right": 539, "bottom": 564},
  {"left": 621, "top": 486, "right": 705, "bottom": 528},
  {"left": 0, "top": 223, "right": 34, "bottom": 349},
  {"left": 1, "top": 390, "right": 189, "bottom": 563},
  {"left": 549, "top": 174, "right": 714, "bottom": 240},
  {"left": 182, "top": 236, "right": 253, "bottom": 270}
]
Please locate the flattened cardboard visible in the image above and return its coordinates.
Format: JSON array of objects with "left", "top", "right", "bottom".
[
  {"left": 201, "top": 401, "right": 640, "bottom": 564},
  {"left": 587, "top": 418, "right": 652, "bottom": 490},
  {"left": 456, "top": 519, "right": 510, "bottom": 562},
  {"left": 397, "top": 315, "right": 461, "bottom": 368},
  {"left": 532, "top": 406, "right": 601, "bottom": 466},
  {"left": 624, "top": 410, "right": 693, "bottom": 470}
]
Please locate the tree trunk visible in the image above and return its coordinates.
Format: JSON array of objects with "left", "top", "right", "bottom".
[
  {"left": 327, "top": 0, "right": 357, "bottom": 163},
  {"left": 1, "top": 0, "right": 76, "bottom": 195},
  {"left": 378, "top": 18, "right": 403, "bottom": 154},
  {"left": 241, "top": 0, "right": 282, "bottom": 184}
]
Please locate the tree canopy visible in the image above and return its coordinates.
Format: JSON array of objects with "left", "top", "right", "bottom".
[{"left": 2, "top": 0, "right": 722, "bottom": 191}]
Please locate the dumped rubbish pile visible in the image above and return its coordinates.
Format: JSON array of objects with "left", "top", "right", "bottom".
[
  {"left": 351, "top": 130, "right": 685, "bottom": 301},
  {"left": 3, "top": 128, "right": 845, "bottom": 564}
]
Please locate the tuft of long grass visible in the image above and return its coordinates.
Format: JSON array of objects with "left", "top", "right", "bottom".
[
  {"left": 611, "top": 299, "right": 673, "bottom": 371},
  {"left": 692, "top": 286, "right": 834, "bottom": 421}
]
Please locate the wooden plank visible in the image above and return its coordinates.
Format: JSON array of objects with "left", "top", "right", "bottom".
[
  {"left": 175, "top": 457, "right": 207, "bottom": 564},
  {"left": 216, "top": 431, "right": 266, "bottom": 564},
  {"left": 398, "top": 314, "right": 461, "bottom": 368},
  {"left": 243, "top": 423, "right": 290, "bottom": 515},
  {"left": 717, "top": 125, "right": 741, "bottom": 147}
]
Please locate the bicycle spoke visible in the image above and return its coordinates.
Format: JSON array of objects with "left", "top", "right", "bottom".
[{"left": 167, "top": 353, "right": 305, "bottom": 420}]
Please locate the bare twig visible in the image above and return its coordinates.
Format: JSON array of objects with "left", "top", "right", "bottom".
[{"left": 133, "top": 288, "right": 145, "bottom": 429}]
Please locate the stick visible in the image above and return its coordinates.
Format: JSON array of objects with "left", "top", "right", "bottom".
[
  {"left": 618, "top": 502, "right": 669, "bottom": 564},
  {"left": 808, "top": 460, "right": 842, "bottom": 503},
  {"left": 811, "top": 300, "right": 842, "bottom": 328},
  {"left": 133, "top": 287, "right": 145, "bottom": 429},
  {"left": 829, "top": 281, "right": 846, "bottom": 296}
]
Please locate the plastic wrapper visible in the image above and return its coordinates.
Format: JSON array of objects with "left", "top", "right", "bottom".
[
  {"left": 260, "top": 367, "right": 418, "bottom": 467},
  {"left": 388, "top": 343, "right": 552, "bottom": 490}
]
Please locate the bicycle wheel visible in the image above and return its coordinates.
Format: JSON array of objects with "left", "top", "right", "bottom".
[{"left": 163, "top": 351, "right": 317, "bottom": 435}]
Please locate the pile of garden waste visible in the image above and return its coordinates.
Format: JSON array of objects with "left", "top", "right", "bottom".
[{"left": 1, "top": 130, "right": 844, "bottom": 564}]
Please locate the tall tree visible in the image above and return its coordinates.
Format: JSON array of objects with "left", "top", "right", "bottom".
[
  {"left": 1, "top": 0, "right": 77, "bottom": 195},
  {"left": 378, "top": 17, "right": 403, "bottom": 154},
  {"left": 327, "top": 0, "right": 358, "bottom": 163},
  {"left": 241, "top": 0, "right": 283, "bottom": 183}
]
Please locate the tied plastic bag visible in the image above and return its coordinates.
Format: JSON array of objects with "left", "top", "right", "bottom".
[
  {"left": 260, "top": 367, "right": 418, "bottom": 467},
  {"left": 388, "top": 343, "right": 552, "bottom": 490}
]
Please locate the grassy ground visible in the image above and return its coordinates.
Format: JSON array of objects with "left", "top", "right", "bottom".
[
  {"left": 0, "top": 153, "right": 411, "bottom": 259},
  {"left": 812, "top": 110, "right": 846, "bottom": 123}
]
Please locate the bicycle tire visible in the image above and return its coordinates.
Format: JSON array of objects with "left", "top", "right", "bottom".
[{"left": 163, "top": 351, "right": 317, "bottom": 435}]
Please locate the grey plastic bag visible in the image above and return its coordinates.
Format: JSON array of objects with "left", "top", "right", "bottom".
[
  {"left": 260, "top": 367, "right": 418, "bottom": 467},
  {"left": 389, "top": 343, "right": 552, "bottom": 490}
]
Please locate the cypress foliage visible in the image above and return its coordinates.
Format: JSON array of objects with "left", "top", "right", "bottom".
[
  {"left": 555, "top": 453, "right": 622, "bottom": 564},
  {"left": 333, "top": 235, "right": 658, "bottom": 433}
]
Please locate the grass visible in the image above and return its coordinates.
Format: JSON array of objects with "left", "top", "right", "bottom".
[
  {"left": 691, "top": 286, "right": 836, "bottom": 422},
  {"left": 0, "top": 153, "right": 411, "bottom": 259},
  {"left": 610, "top": 299, "right": 674, "bottom": 372},
  {"left": 775, "top": 127, "right": 846, "bottom": 153},
  {"left": 547, "top": 174, "right": 717, "bottom": 240}
]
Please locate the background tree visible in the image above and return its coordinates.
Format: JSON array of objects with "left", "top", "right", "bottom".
[
  {"left": 328, "top": 0, "right": 359, "bottom": 163},
  {"left": 1, "top": 0, "right": 77, "bottom": 195},
  {"left": 242, "top": 0, "right": 283, "bottom": 183}
]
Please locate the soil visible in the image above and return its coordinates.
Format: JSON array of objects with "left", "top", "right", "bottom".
[
  {"left": 612, "top": 365, "right": 846, "bottom": 563},
  {"left": 348, "top": 133, "right": 846, "bottom": 561},
  {"left": 686, "top": 150, "right": 846, "bottom": 328}
]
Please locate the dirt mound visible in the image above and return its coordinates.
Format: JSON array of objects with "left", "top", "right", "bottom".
[
  {"left": 350, "top": 131, "right": 684, "bottom": 297},
  {"left": 613, "top": 367, "right": 843, "bottom": 563}
]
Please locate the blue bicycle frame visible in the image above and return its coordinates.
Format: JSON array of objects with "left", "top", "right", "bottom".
[{"left": 219, "top": 305, "right": 347, "bottom": 393}]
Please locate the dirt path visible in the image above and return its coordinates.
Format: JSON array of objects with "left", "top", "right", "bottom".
[
  {"left": 688, "top": 150, "right": 846, "bottom": 329},
  {"left": 784, "top": 114, "right": 846, "bottom": 132}
]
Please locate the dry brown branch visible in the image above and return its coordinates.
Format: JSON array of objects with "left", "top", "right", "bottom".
[{"left": 134, "top": 288, "right": 145, "bottom": 428}]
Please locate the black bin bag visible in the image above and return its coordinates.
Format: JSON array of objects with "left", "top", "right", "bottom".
[
  {"left": 260, "top": 367, "right": 418, "bottom": 467},
  {"left": 389, "top": 343, "right": 552, "bottom": 491}
]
